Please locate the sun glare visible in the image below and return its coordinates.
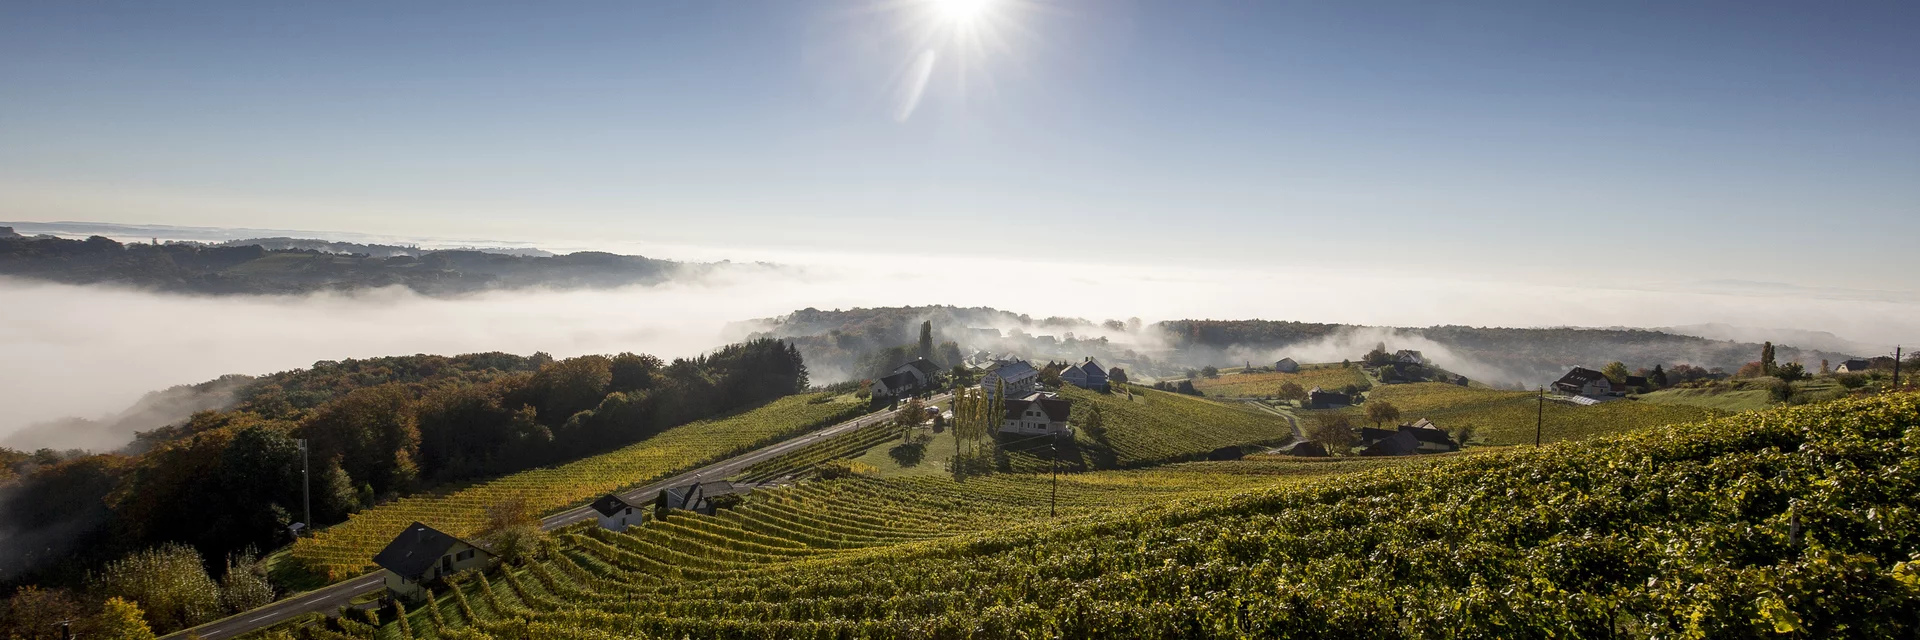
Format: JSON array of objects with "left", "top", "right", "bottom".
[{"left": 935, "top": 0, "right": 996, "bottom": 25}]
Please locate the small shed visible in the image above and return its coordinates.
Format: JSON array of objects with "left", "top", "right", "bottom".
[{"left": 1274, "top": 358, "right": 1299, "bottom": 373}]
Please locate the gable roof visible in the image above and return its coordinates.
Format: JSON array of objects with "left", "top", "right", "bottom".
[
  {"left": 875, "top": 371, "right": 918, "bottom": 391},
  {"left": 898, "top": 358, "right": 941, "bottom": 376},
  {"left": 1275, "top": 357, "right": 1297, "bottom": 365},
  {"left": 1556, "top": 367, "right": 1609, "bottom": 387},
  {"left": 372, "top": 522, "right": 480, "bottom": 579},
  {"left": 1838, "top": 359, "right": 1872, "bottom": 371},
  {"left": 698, "top": 481, "right": 743, "bottom": 497},
  {"left": 590, "top": 494, "right": 638, "bottom": 518},
  {"left": 1399, "top": 425, "right": 1456, "bottom": 445},
  {"left": 986, "top": 360, "right": 1038, "bottom": 382},
  {"left": 1360, "top": 430, "right": 1420, "bottom": 456},
  {"left": 1004, "top": 393, "right": 1070, "bottom": 422}
]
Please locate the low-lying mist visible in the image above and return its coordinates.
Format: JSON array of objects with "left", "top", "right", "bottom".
[{"left": 3, "top": 252, "right": 1913, "bottom": 450}]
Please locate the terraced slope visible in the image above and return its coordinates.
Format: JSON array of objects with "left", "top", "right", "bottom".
[
  {"left": 337, "top": 393, "right": 1920, "bottom": 639},
  {"left": 1317, "top": 381, "right": 1722, "bottom": 445},
  {"left": 289, "top": 394, "right": 865, "bottom": 580}
]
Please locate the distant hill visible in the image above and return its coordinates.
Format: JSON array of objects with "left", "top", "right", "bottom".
[
  {"left": 0, "top": 234, "right": 697, "bottom": 295},
  {"left": 741, "top": 305, "right": 1861, "bottom": 388}
]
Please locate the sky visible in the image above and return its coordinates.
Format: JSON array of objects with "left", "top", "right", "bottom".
[{"left": 3, "top": 1, "right": 1918, "bottom": 289}]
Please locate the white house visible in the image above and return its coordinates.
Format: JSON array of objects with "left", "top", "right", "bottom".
[
  {"left": 980, "top": 360, "right": 1040, "bottom": 399},
  {"left": 1000, "top": 392, "right": 1071, "bottom": 436},
  {"left": 589, "top": 493, "right": 643, "bottom": 532},
  {"left": 892, "top": 358, "right": 942, "bottom": 388},
  {"left": 372, "top": 522, "right": 496, "bottom": 599},
  {"left": 871, "top": 371, "right": 920, "bottom": 399},
  {"left": 1553, "top": 367, "right": 1614, "bottom": 397},
  {"left": 1274, "top": 358, "right": 1299, "bottom": 373},
  {"left": 1835, "top": 359, "right": 1873, "bottom": 374}
]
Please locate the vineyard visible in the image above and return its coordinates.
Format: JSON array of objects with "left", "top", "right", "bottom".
[
  {"left": 1313, "top": 381, "right": 1723, "bottom": 445},
  {"left": 733, "top": 421, "right": 904, "bottom": 483},
  {"left": 1190, "top": 364, "right": 1370, "bottom": 397},
  {"left": 1012, "top": 386, "right": 1297, "bottom": 471},
  {"left": 294, "top": 392, "right": 1920, "bottom": 639},
  {"left": 287, "top": 394, "right": 866, "bottom": 581}
]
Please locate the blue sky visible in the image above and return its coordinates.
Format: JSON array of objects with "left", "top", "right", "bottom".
[{"left": 2, "top": 1, "right": 1916, "bottom": 288}]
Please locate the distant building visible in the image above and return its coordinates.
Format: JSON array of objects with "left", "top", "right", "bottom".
[
  {"left": 1359, "top": 430, "right": 1420, "bottom": 456},
  {"left": 1285, "top": 441, "right": 1328, "bottom": 457},
  {"left": 980, "top": 360, "right": 1040, "bottom": 399},
  {"left": 1395, "top": 350, "right": 1426, "bottom": 365},
  {"left": 1553, "top": 367, "right": 1614, "bottom": 397},
  {"left": 1060, "top": 358, "right": 1109, "bottom": 390},
  {"left": 1001, "top": 392, "right": 1071, "bottom": 436},
  {"left": 372, "top": 522, "right": 496, "bottom": 599},
  {"left": 1306, "top": 387, "right": 1353, "bottom": 409},
  {"left": 1835, "top": 359, "right": 1873, "bottom": 374},
  {"left": 1619, "top": 375, "right": 1650, "bottom": 393},
  {"left": 1274, "top": 358, "right": 1299, "bottom": 373},
  {"left": 1401, "top": 419, "right": 1459, "bottom": 453},
  {"left": 590, "top": 494, "right": 643, "bottom": 532},
  {"left": 1359, "top": 419, "right": 1458, "bottom": 456}
]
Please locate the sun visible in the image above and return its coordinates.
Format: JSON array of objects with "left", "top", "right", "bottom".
[{"left": 933, "top": 0, "right": 996, "bottom": 25}]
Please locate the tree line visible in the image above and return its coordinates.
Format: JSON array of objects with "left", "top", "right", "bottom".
[{"left": 0, "top": 339, "right": 808, "bottom": 635}]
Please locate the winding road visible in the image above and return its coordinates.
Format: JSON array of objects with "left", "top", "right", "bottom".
[{"left": 164, "top": 394, "right": 946, "bottom": 640}]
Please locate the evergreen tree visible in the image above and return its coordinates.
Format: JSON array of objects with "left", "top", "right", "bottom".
[
  {"left": 917, "top": 321, "right": 934, "bottom": 360},
  {"left": 1649, "top": 364, "right": 1668, "bottom": 388},
  {"left": 1761, "top": 341, "right": 1777, "bottom": 376}
]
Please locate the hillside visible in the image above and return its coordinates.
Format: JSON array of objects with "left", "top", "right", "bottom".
[
  {"left": 354, "top": 393, "right": 1920, "bottom": 639},
  {"left": 0, "top": 234, "right": 695, "bottom": 295},
  {"left": 288, "top": 393, "right": 865, "bottom": 581},
  {"left": 1189, "top": 364, "right": 1370, "bottom": 397}
]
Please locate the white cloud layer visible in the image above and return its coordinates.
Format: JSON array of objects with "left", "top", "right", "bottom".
[{"left": 2, "top": 252, "right": 1914, "bottom": 449}]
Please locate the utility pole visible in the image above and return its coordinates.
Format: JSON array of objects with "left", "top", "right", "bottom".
[
  {"left": 1895, "top": 346, "right": 1903, "bottom": 390},
  {"left": 1535, "top": 386, "right": 1544, "bottom": 447},
  {"left": 297, "top": 438, "right": 311, "bottom": 537}
]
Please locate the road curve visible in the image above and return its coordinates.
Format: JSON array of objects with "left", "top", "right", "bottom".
[{"left": 164, "top": 394, "right": 946, "bottom": 640}]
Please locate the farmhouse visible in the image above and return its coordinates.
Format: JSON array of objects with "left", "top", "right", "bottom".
[
  {"left": 1306, "top": 387, "right": 1353, "bottom": 409},
  {"left": 1358, "top": 420, "right": 1459, "bottom": 456},
  {"left": 1835, "top": 359, "right": 1873, "bottom": 373},
  {"left": 589, "top": 493, "right": 643, "bottom": 532},
  {"left": 660, "top": 481, "right": 747, "bottom": 516},
  {"left": 372, "top": 522, "right": 495, "bottom": 599},
  {"left": 1059, "top": 358, "right": 1109, "bottom": 390},
  {"left": 1274, "top": 358, "right": 1299, "bottom": 373},
  {"left": 1395, "top": 350, "right": 1427, "bottom": 365},
  {"left": 870, "top": 371, "right": 920, "bottom": 399},
  {"left": 893, "top": 358, "right": 942, "bottom": 387},
  {"left": 1360, "top": 429, "right": 1420, "bottom": 456},
  {"left": 1553, "top": 367, "right": 1614, "bottom": 397},
  {"left": 980, "top": 360, "right": 1040, "bottom": 399},
  {"left": 1001, "top": 392, "right": 1071, "bottom": 436}
]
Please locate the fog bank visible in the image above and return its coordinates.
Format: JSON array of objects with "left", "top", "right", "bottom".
[{"left": 3, "top": 254, "right": 1914, "bottom": 449}]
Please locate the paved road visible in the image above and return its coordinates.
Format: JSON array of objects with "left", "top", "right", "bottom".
[{"left": 164, "top": 395, "right": 946, "bottom": 640}]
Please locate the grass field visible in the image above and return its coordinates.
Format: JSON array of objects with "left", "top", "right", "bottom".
[
  {"left": 1190, "top": 364, "right": 1370, "bottom": 397},
  {"left": 1306, "top": 382, "right": 1723, "bottom": 446},
  {"left": 1047, "top": 385, "right": 1298, "bottom": 469},
  {"left": 350, "top": 393, "right": 1920, "bottom": 639},
  {"left": 1634, "top": 387, "right": 1775, "bottom": 412},
  {"left": 287, "top": 393, "right": 866, "bottom": 581}
]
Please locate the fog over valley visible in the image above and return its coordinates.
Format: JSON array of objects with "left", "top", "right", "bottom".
[{"left": 4, "top": 248, "right": 1912, "bottom": 451}]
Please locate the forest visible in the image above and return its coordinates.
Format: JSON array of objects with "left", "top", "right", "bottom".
[
  {"left": 0, "top": 233, "right": 691, "bottom": 295},
  {"left": 0, "top": 339, "right": 809, "bottom": 630}
]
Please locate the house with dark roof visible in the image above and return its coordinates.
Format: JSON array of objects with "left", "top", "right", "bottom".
[
  {"left": 871, "top": 371, "right": 920, "bottom": 399},
  {"left": 1059, "top": 358, "right": 1109, "bottom": 390},
  {"left": 892, "top": 358, "right": 943, "bottom": 388},
  {"left": 1835, "top": 359, "right": 1873, "bottom": 374},
  {"left": 1274, "top": 358, "right": 1299, "bottom": 373},
  {"left": 1360, "top": 429, "right": 1420, "bottom": 456},
  {"left": 1306, "top": 387, "right": 1353, "bottom": 409},
  {"left": 659, "top": 481, "right": 748, "bottom": 516},
  {"left": 1554, "top": 367, "right": 1614, "bottom": 397},
  {"left": 980, "top": 360, "right": 1040, "bottom": 399},
  {"left": 1395, "top": 350, "right": 1426, "bottom": 365},
  {"left": 590, "top": 494, "right": 643, "bottom": 532},
  {"left": 372, "top": 522, "right": 495, "bottom": 599},
  {"left": 1000, "top": 392, "right": 1071, "bottom": 436}
]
